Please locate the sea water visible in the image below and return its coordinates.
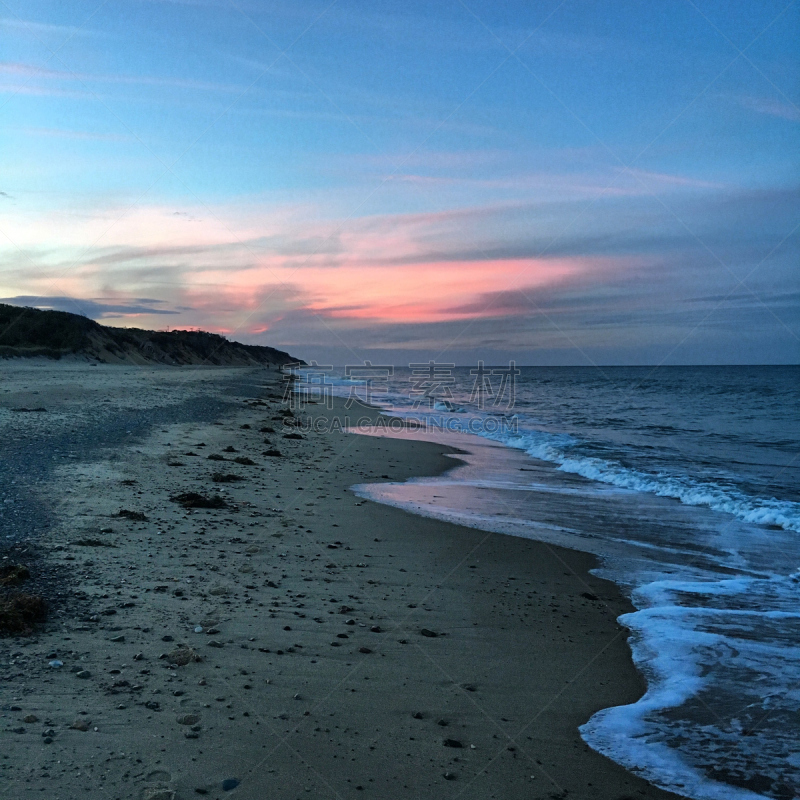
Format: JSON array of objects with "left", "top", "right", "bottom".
[{"left": 310, "top": 365, "right": 799, "bottom": 800}]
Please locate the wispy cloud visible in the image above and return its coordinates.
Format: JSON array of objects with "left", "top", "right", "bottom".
[
  {"left": 0, "top": 61, "right": 247, "bottom": 94},
  {"left": 13, "top": 126, "right": 131, "bottom": 142},
  {"left": 0, "top": 295, "right": 183, "bottom": 318},
  {"left": 0, "top": 17, "right": 104, "bottom": 39},
  {"left": 737, "top": 95, "right": 800, "bottom": 122}
]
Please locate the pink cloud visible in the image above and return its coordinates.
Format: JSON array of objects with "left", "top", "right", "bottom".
[{"left": 0, "top": 197, "right": 655, "bottom": 339}]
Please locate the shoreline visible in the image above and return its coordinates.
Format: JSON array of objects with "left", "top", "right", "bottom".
[{"left": 0, "top": 365, "right": 681, "bottom": 799}]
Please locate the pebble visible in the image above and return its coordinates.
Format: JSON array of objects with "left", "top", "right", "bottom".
[
  {"left": 207, "top": 640, "right": 224, "bottom": 648},
  {"left": 76, "top": 670, "right": 91, "bottom": 679},
  {"left": 222, "top": 778, "right": 240, "bottom": 791},
  {"left": 141, "top": 789, "right": 175, "bottom": 800},
  {"left": 176, "top": 714, "right": 200, "bottom": 725},
  {"left": 48, "top": 660, "right": 63, "bottom": 668},
  {"left": 70, "top": 719, "right": 91, "bottom": 731},
  {"left": 23, "top": 714, "right": 38, "bottom": 723}
]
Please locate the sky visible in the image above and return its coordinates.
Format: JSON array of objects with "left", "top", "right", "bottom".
[{"left": 0, "top": 0, "right": 798, "bottom": 365}]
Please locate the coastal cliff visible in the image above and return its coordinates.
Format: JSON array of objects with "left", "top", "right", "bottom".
[{"left": 0, "top": 304, "right": 301, "bottom": 366}]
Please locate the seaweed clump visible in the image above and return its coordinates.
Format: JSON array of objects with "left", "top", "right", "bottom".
[
  {"left": 0, "top": 594, "right": 47, "bottom": 635},
  {"left": 211, "top": 472, "right": 244, "bottom": 483},
  {"left": 0, "top": 564, "right": 47, "bottom": 635},
  {"left": 170, "top": 492, "right": 229, "bottom": 509}
]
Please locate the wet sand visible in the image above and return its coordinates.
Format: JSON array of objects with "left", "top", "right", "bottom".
[{"left": 0, "top": 364, "right": 682, "bottom": 799}]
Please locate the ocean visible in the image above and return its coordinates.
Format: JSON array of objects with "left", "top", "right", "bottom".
[{"left": 304, "top": 365, "right": 800, "bottom": 800}]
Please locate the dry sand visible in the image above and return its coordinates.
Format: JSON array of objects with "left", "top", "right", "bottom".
[{"left": 0, "top": 364, "right": 682, "bottom": 800}]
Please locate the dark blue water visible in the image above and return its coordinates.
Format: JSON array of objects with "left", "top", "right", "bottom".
[{"left": 314, "top": 365, "right": 800, "bottom": 800}]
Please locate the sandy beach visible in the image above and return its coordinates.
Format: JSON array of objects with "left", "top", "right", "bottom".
[{"left": 0, "top": 363, "right": 681, "bottom": 800}]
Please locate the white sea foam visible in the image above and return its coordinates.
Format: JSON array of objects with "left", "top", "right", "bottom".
[
  {"left": 469, "top": 425, "right": 800, "bottom": 533},
  {"left": 582, "top": 575, "right": 800, "bottom": 799},
  {"left": 364, "top": 403, "right": 800, "bottom": 533}
]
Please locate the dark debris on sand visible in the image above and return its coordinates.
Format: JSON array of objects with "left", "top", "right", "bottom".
[
  {"left": 211, "top": 472, "right": 245, "bottom": 483},
  {"left": 0, "top": 547, "right": 76, "bottom": 635},
  {"left": 0, "top": 592, "right": 47, "bottom": 634},
  {"left": 170, "top": 492, "right": 230, "bottom": 509}
]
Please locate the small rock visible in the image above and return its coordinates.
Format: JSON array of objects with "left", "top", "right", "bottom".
[
  {"left": 207, "top": 640, "right": 224, "bottom": 648},
  {"left": 222, "top": 778, "right": 240, "bottom": 791},
  {"left": 110, "top": 635, "right": 125, "bottom": 643},
  {"left": 443, "top": 738, "right": 463, "bottom": 748},
  {"left": 420, "top": 629, "right": 438, "bottom": 638},
  {"left": 443, "top": 772, "right": 457, "bottom": 781},
  {"left": 23, "top": 714, "right": 38, "bottom": 723},
  {"left": 76, "top": 670, "right": 91, "bottom": 679},
  {"left": 167, "top": 647, "right": 200, "bottom": 666},
  {"left": 358, "top": 647, "right": 372, "bottom": 654},
  {"left": 70, "top": 719, "right": 91, "bottom": 731},
  {"left": 141, "top": 789, "right": 175, "bottom": 800},
  {"left": 176, "top": 714, "right": 200, "bottom": 726}
]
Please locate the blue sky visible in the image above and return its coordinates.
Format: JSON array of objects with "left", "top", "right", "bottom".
[{"left": 1, "top": 0, "right": 798, "bottom": 364}]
